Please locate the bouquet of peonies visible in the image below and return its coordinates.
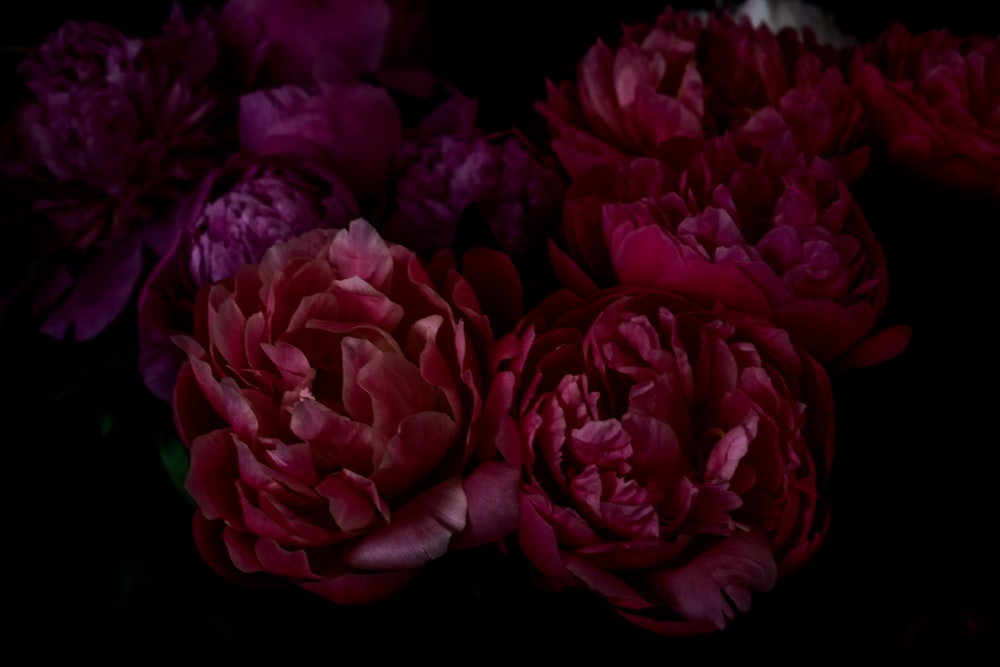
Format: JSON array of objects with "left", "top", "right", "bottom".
[{"left": 3, "top": 0, "right": 995, "bottom": 661}]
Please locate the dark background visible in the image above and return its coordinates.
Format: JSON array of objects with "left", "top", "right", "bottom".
[{"left": 3, "top": 1, "right": 997, "bottom": 663}]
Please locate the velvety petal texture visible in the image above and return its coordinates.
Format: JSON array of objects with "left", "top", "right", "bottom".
[
  {"left": 173, "top": 219, "right": 517, "bottom": 603},
  {"left": 489, "top": 287, "right": 834, "bottom": 636}
]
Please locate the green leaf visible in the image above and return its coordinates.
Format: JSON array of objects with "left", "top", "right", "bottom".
[
  {"left": 98, "top": 413, "right": 116, "bottom": 437},
  {"left": 157, "top": 433, "right": 195, "bottom": 506}
]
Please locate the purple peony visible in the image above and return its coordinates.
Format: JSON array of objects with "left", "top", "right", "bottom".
[
  {"left": 238, "top": 76, "right": 402, "bottom": 205},
  {"left": 2, "top": 6, "right": 233, "bottom": 340},
  {"left": 382, "top": 95, "right": 566, "bottom": 263},
  {"left": 218, "top": 0, "right": 429, "bottom": 90},
  {"left": 138, "top": 150, "right": 359, "bottom": 402}
]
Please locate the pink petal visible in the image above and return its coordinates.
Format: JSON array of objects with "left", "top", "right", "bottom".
[
  {"left": 451, "top": 461, "right": 521, "bottom": 549},
  {"left": 646, "top": 530, "right": 777, "bottom": 630},
  {"left": 369, "top": 412, "right": 458, "bottom": 497},
  {"left": 344, "top": 477, "right": 468, "bottom": 570}
]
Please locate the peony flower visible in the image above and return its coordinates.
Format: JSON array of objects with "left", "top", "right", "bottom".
[
  {"left": 536, "top": 8, "right": 867, "bottom": 181},
  {"left": 535, "top": 11, "right": 705, "bottom": 178},
  {"left": 553, "top": 130, "right": 909, "bottom": 369},
  {"left": 138, "top": 150, "right": 360, "bottom": 403},
  {"left": 850, "top": 24, "right": 1000, "bottom": 201},
  {"left": 218, "top": 0, "right": 428, "bottom": 89},
  {"left": 238, "top": 76, "right": 402, "bottom": 204},
  {"left": 1, "top": 7, "right": 232, "bottom": 340},
  {"left": 487, "top": 287, "right": 834, "bottom": 636},
  {"left": 382, "top": 94, "right": 566, "bottom": 264},
  {"left": 173, "top": 219, "right": 519, "bottom": 603}
]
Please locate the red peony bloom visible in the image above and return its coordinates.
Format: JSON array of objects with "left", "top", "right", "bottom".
[
  {"left": 173, "top": 219, "right": 519, "bottom": 603},
  {"left": 1, "top": 7, "right": 232, "bottom": 340},
  {"left": 138, "top": 149, "right": 360, "bottom": 403},
  {"left": 553, "top": 130, "right": 909, "bottom": 369},
  {"left": 851, "top": 24, "right": 1000, "bottom": 201},
  {"left": 537, "top": 8, "right": 867, "bottom": 182},
  {"left": 486, "top": 287, "right": 834, "bottom": 636}
]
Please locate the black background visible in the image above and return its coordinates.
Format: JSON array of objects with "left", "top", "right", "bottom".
[{"left": 3, "top": 1, "right": 998, "bottom": 663}]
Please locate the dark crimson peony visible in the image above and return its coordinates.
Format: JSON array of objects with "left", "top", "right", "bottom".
[
  {"left": 486, "top": 287, "right": 834, "bottom": 636},
  {"left": 536, "top": 8, "right": 867, "bottom": 182},
  {"left": 553, "top": 129, "right": 909, "bottom": 369},
  {"left": 1, "top": 7, "right": 232, "bottom": 340},
  {"left": 138, "top": 150, "right": 360, "bottom": 402},
  {"left": 851, "top": 24, "right": 1000, "bottom": 201},
  {"left": 381, "top": 94, "right": 566, "bottom": 263},
  {"left": 173, "top": 219, "right": 519, "bottom": 603}
]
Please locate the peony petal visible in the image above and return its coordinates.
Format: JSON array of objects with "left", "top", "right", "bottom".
[
  {"left": 646, "top": 530, "right": 777, "bottom": 630},
  {"left": 369, "top": 412, "right": 458, "bottom": 497},
  {"left": 185, "top": 430, "right": 242, "bottom": 525},
  {"left": 451, "top": 461, "right": 521, "bottom": 549},
  {"left": 344, "top": 477, "right": 468, "bottom": 570}
]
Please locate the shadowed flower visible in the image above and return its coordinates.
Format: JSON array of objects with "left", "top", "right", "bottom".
[
  {"left": 851, "top": 24, "right": 1000, "bottom": 201},
  {"left": 1, "top": 6, "right": 233, "bottom": 340},
  {"left": 218, "top": 0, "right": 428, "bottom": 89},
  {"left": 537, "top": 7, "right": 866, "bottom": 182},
  {"left": 487, "top": 287, "right": 834, "bottom": 636},
  {"left": 382, "top": 94, "right": 566, "bottom": 264},
  {"left": 238, "top": 75, "right": 402, "bottom": 204},
  {"left": 173, "top": 219, "right": 519, "bottom": 603}
]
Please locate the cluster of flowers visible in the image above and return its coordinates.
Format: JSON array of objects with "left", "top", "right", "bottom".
[{"left": 2, "top": 0, "right": 996, "bottom": 637}]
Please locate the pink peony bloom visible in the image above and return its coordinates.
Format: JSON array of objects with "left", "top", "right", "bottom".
[
  {"left": 138, "top": 150, "right": 360, "bottom": 403},
  {"left": 382, "top": 94, "right": 566, "bottom": 263},
  {"left": 173, "top": 219, "right": 519, "bottom": 603},
  {"left": 1, "top": 7, "right": 232, "bottom": 340},
  {"left": 553, "top": 130, "right": 909, "bottom": 369},
  {"left": 486, "top": 287, "right": 834, "bottom": 636},
  {"left": 238, "top": 77, "right": 402, "bottom": 204},
  {"left": 537, "top": 8, "right": 867, "bottom": 181},
  {"left": 851, "top": 24, "right": 1000, "bottom": 201}
]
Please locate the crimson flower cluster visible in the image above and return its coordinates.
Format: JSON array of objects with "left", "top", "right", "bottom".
[{"left": 3, "top": 0, "right": 992, "bottom": 640}]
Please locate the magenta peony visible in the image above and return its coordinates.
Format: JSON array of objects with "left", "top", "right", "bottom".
[
  {"left": 487, "top": 287, "right": 834, "bottom": 636},
  {"left": 1, "top": 7, "right": 231, "bottom": 340},
  {"left": 218, "top": 0, "right": 428, "bottom": 89},
  {"left": 138, "top": 150, "right": 360, "bottom": 403},
  {"left": 382, "top": 94, "right": 566, "bottom": 263},
  {"left": 851, "top": 24, "right": 1000, "bottom": 201},
  {"left": 237, "top": 76, "right": 402, "bottom": 204},
  {"left": 553, "top": 129, "right": 909, "bottom": 369},
  {"left": 173, "top": 219, "right": 519, "bottom": 603}
]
